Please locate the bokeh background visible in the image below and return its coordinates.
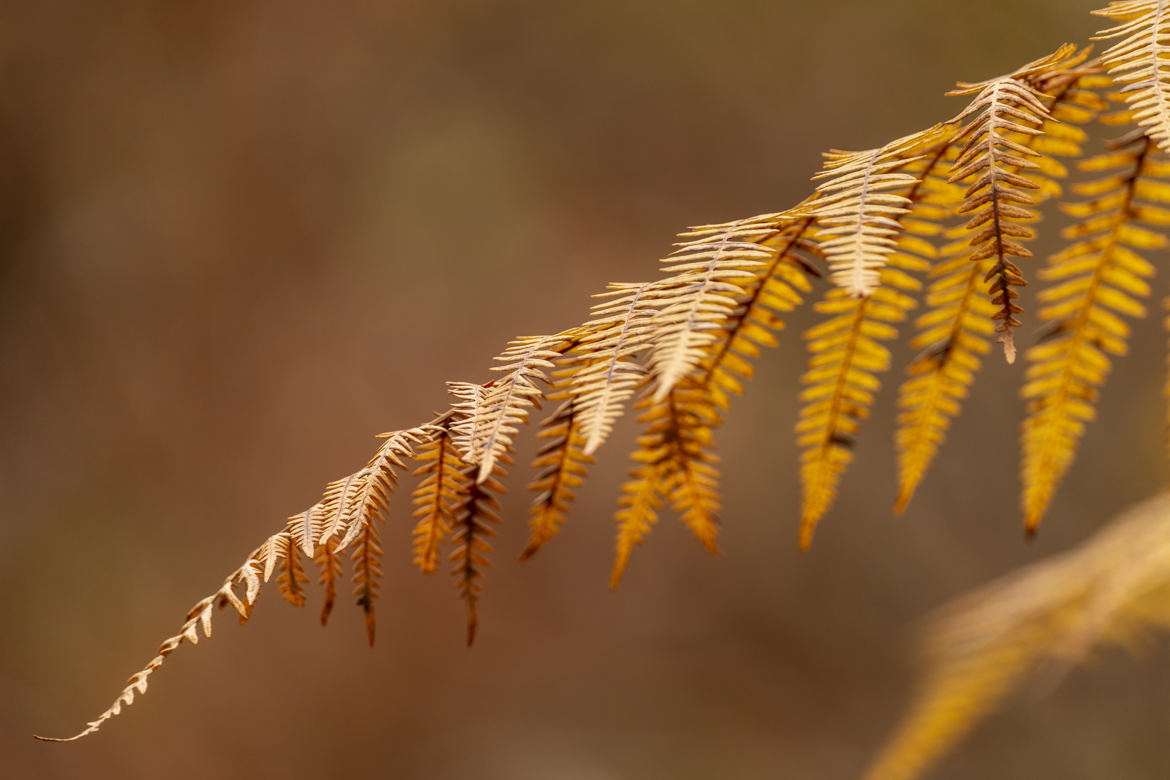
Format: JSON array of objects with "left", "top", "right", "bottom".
[{"left": 3, "top": 1, "right": 1167, "bottom": 778}]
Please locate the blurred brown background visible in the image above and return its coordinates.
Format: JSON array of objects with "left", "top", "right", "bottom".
[{"left": 3, "top": 1, "right": 1166, "bottom": 778}]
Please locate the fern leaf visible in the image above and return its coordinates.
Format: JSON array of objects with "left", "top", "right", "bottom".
[
  {"left": 797, "top": 268, "right": 918, "bottom": 548},
  {"left": 410, "top": 427, "right": 464, "bottom": 573},
  {"left": 352, "top": 502, "right": 384, "bottom": 647},
  {"left": 610, "top": 457, "right": 668, "bottom": 590},
  {"left": 660, "top": 381, "right": 723, "bottom": 554},
  {"left": 803, "top": 123, "right": 957, "bottom": 297},
  {"left": 317, "top": 471, "right": 364, "bottom": 547},
  {"left": 277, "top": 532, "right": 310, "bottom": 607},
  {"left": 522, "top": 394, "right": 594, "bottom": 561},
  {"left": 895, "top": 67, "right": 1107, "bottom": 513},
  {"left": 795, "top": 135, "right": 967, "bottom": 543},
  {"left": 647, "top": 215, "right": 779, "bottom": 401},
  {"left": 336, "top": 426, "right": 431, "bottom": 550},
  {"left": 699, "top": 217, "right": 819, "bottom": 411},
  {"left": 571, "top": 281, "right": 665, "bottom": 454},
  {"left": 314, "top": 536, "right": 345, "bottom": 627},
  {"left": 445, "top": 332, "right": 568, "bottom": 483},
  {"left": 1093, "top": 0, "right": 1170, "bottom": 155},
  {"left": 1023, "top": 65, "right": 1112, "bottom": 200},
  {"left": 610, "top": 378, "right": 725, "bottom": 585},
  {"left": 449, "top": 456, "right": 507, "bottom": 646},
  {"left": 896, "top": 247, "right": 998, "bottom": 513},
  {"left": 287, "top": 503, "right": 322, "bottom": 559},
  {"left": 605, "top": 219, "right": 822, "bottom": 574},
  {"left": 1022, "top": 133, "right": 1168, "bottom": 531},
  {"left": 946, "top": 44, "right": 1080, "bottom": 362},
  {"left": 865, "top": 492, "right": 1170, "bottom": 780}
]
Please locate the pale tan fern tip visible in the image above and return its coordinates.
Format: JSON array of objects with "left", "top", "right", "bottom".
[
  {"left": 1093, "top": 1, "right": 1170, "bottom": 155},
  {"left": 865, "top": 492, "right": 1170, "bottom": 780},
  {"left": 37, "top": 425, "right": 436, "bottom": 740},
  {"left": 34, "top": 552, "right": 266, "bottom": 742}
]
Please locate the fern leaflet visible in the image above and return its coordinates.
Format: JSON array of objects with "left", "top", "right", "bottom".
[
  {"left": 449, "top": 457, "right": 507, "bottom": 646},
  {"left": 1022, "top": 130, "right": 1169, "bottom": 530},
  {"left": 946, "top": 44, "right": 1080, "bottom": 362},
  {"left": 896, "top": 63, "right": 1107, "bottom": 512},
  {"left": 410, "top": 426, "right": 464, "bottom": 573},
  {"left": 1093, "top": 0, "right": 1170, "bottom": 155},
  {"left": 523, "top": 390, "right": 593, "bottom": 561},
  {"left": 647, "top": 214, "right": 782, "bottom": 400},
  {"left": 803, "top": 124, "right": 957, "bottom": 297}
]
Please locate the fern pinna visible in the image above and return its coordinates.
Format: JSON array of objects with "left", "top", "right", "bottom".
[{"left": 39, "top": 4, "right": 1170, "bottom": 769}]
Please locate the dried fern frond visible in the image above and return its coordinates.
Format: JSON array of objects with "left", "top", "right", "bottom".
[
  {"left": 1022, "top": 130, "right": 1169, "bottom": 531},
  {"left": 945, "top": 44, "right": 1081, "bottom": 363},
  {"left": 1093, "top": 0, "right": 1170, "bottom": 155},
  {"left": 410, "top": 426, "right": 465, "bottom": 573},
  {"left": 1023, "top": 65, "right": 1111, "bottom": 201},
  {"left": 571, "top": 281, "right": 668, "bottom": 455},
  {"left": 276, "top": 532, "right": 311, "bottom": 608},
  {"left": 609, "top": 380, "right": 724, "bottom": 586},
  {"left": 698, "top": 217, "right": 819, "bottom": 411},
  {"left": 314, "top": 536, "right": 345, "bottom": 627},
  {"left": 803, "top": 123, "right": 958, "bottom": 297},
  {"left": 647, "top": 215, "right": 783, "bottom": 401},
  {"left": 659, "top": 381, "right": 723, "bottom": 555},
  {"left": 610, "top": 445, "right": 668, "bottom": 590},
  {"left": 352, "top": 510, "right": 384, "bottom": 647},
  {"left": 623, "top": 219, "right": 819, "bottom": 563},
  {"left": 317, "top": 471, "right": 365, "bottom": 547},
  {"left": 896, "top": 244, "right": 998, "bottom": 514},
  {"left": 605, "top": 224, "right": 820, "bottom": 576},
  {"left": 449, "top": 456, "right": 508, "bottom": 646},
  {"left": 522, "top": 392, "right": 594, "bottom": 561},
  {"left": 337, "top": 427, "right": 437, "bottom": 550},
  {"left": 795, "top": 136, "right": 964, "bottom": 544},
  {"left": 896, "top": 68, "right": 1108, "bottom": 513},
  {"left": 449, "top": 331, "right": 576, "bottom": 483},
  {"left": 345, "top": 428, "right": 438, "bottom": 646},
  {"left": 865, "top": 492, "right": 1170, "bottom": 780},
  {"left": 797, "top": 261, "right": 920, "bottom": 548}
]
